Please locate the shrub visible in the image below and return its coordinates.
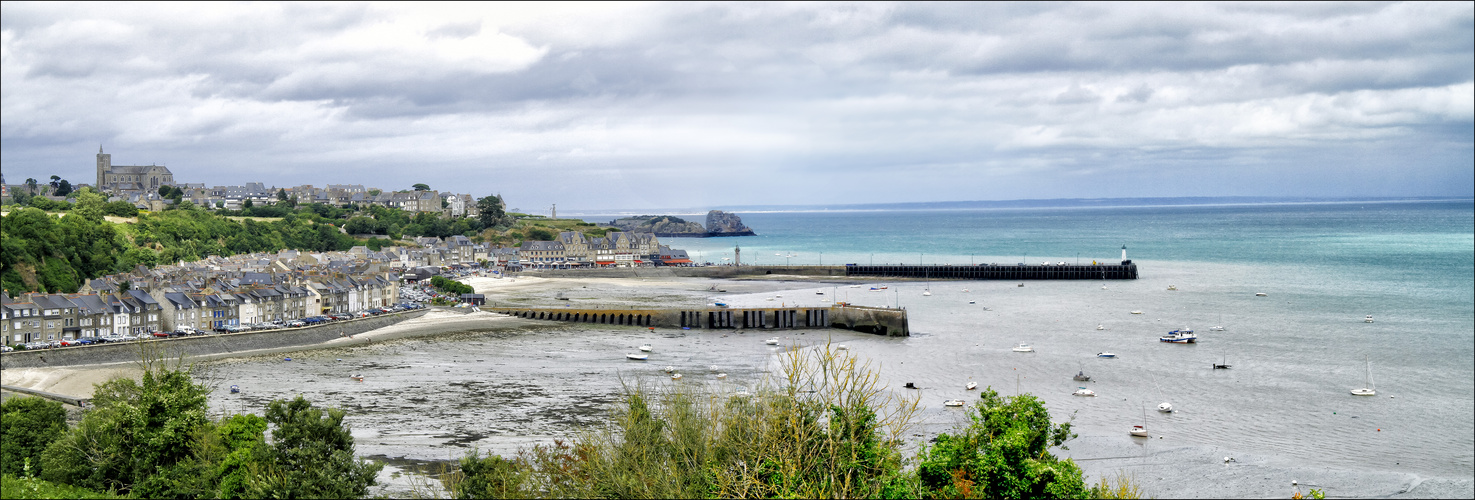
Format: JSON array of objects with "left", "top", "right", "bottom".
[
  {"left": 1, "top": 397, "right": 68, "bottom": 477},
  {"left": 913, "top": 387, "right": 1089, "bottom": 499}
]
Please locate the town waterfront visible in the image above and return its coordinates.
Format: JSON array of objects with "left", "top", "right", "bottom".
[{"left": 199, "top": 199, "right": 1473, "bottom": 498}]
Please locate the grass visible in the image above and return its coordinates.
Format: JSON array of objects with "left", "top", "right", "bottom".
[{"left": 0, "top": 474, "right": 123, "bottom": 499}]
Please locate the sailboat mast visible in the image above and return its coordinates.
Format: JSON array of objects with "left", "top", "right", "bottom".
[{"left": 1366, "top": 355, "right": 1374, "bottom": 390}]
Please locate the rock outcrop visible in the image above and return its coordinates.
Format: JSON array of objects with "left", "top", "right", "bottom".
[
  {"left": 705, "top": 210, "right": 753, "bottom": 235},
  {"left": 606, "top": 216, "right": 706, "bottom": 234}
]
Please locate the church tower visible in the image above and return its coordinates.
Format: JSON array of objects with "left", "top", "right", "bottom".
[{"left": 96, "top": 145, "right": 111, "bottom": 193}]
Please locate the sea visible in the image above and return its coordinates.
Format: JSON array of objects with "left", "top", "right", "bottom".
[{"left": 202, "top": 199, "right": 1474, "bottom": 497}]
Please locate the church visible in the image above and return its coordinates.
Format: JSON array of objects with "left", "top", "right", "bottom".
[{"left": 96, "top": 146, "right": 175, "bottom": 194}]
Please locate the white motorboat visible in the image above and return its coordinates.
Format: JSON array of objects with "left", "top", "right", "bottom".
[
  {"left": 1012, "top": 343, "right": 1034, "bottom": 352},
  {"left": 836, "top": 344, "right": 849, "bottom": 351},
  {"left": 962, "top": 288, "right": 970, "bottom": 293},
  {"left": 1073, "top": 387, "right": 1096, "bottom": 397},
  {"left": 1364, "top": 315, "right": 1375, "bottom": 323},
  {"left": 709, "top": 365, "right": 720, "bottom": 372},
  {"left": 349, "top": 375, "right": 364, "bottom": 382},
  {"left": 1157, "top": 402, "right": 1173, "bottom": 412},
  {"left": 671, "top": 373, "right": 683, "bottom": 380},
  {"left": 639, "top": 344, "right": 653, "bottom": 352},
  {"left": 1167, "top": 285, "right": 1178, "bottom": 291},
  {"left": 664, "top": 365, "right": 676, "bottom": 373},
  {"left": 1160, "top": 328, "right": 1197, "bottom": 343},
  {"left": 1097, "top": 324, "right": 1106, "bottom": 330},
  {"left": 716, "top": 373, "right": 727, "bottom": 379},
  {"left": 1097, "top": 352, "right": 1116, "bottom": 358},
  {"left": 1131, "top": 310, "right": 1144, "bottom": 315},
  {"left": 626, "top": 353, "right": 648, "bottom": 361},
  {"left": 1209, "top": 325, "right": 1225, "bottom": 331},
  {"left": 943, "top": 399, "right": 966, "bottom": 407},
  {"left": 850, "top": 285, "right": 861, "bottom": 288},
  {"left": 1255, "top": 292, "right": 1268, "bottom": 297},
  {"left": 765, "top": 337, "right": 780, "bottom": 345},
  {"left": 967, "top": 381, "right": 978, "bottom": 390},
  {"left": 1351, "top": 355, "right": 1377, "bottom": 396},
  {"left": 922, "top": 290, "right": 932, "bottom": 296},
  {"left": 968, "top": 300, "right": 976, "bottom": 304}
]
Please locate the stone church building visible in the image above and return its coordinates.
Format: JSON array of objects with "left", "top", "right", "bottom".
[{"left": 96, "top": 146, "right": 175, "bottom": 194}]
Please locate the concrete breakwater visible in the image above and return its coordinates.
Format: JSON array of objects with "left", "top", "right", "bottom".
[
  {"left": 0, "top": 309, "right": 428, "bottom": 369},
  {"left": 487, "top": 304, "right": 909, "bottom": 337},
  {"left": 844, "top": 263, "right": 1139, "bottom": 280},
  {"left": 525, "top": 266, "right": 848, "bottom": 279}
]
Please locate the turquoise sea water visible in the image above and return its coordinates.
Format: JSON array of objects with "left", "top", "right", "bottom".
[{"left": 628, "top": 200, "right": 1475, "bottom": 480}]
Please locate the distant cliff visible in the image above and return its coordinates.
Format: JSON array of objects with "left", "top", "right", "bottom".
[{"left": 603, "top": 211, "right": 754, "bottom": 237}]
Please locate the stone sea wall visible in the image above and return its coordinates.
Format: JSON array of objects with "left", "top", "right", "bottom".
[{"left": 0, "top": 309, "right": 427, "bottom": 369}]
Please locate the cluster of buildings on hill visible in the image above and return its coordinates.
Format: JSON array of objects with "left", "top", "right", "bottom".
[
  {"left": 2, "top": 148, "right": 485, "bottom": 218},
  {"left": 1, "top": 233, "right": 697, "bottom": 345}
]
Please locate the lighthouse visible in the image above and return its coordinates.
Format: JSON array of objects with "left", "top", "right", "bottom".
[{"left": 1121, "top": 245, "right": 1130, "bottom": 265}]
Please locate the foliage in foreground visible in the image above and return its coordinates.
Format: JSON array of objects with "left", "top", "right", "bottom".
[
  {"left": 34, "top": 353, "right": 380, "bottom": 498},
  {"left": 1, "top": 396, "right": 68, "bottom": 478},
  {"left": 442, "top": 343, "right": 1098, "bottom": 499},
  {"left": 0, "top": 473, "right": 122, "bottom": 499}
]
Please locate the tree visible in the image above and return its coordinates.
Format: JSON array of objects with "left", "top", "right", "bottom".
[
  {"left": 244, "top": 396, "right": 382, "bottom": 498},
  {"left": 277, "top": 188, "right": 288, "bottom": 202},
  {"left": 368, "top": 189, "right": 381, "bottom": 197},
  {"left": 24, "top": 178, "right": 38, "bottom": 195},
  {"left": 477, "top": 195, "right": 508, "bottom": 229},
  {"left": 1, "top": 397, "right": 68, "bottom": 477},
  {"left": 54, "top": 180, "right": 73, "bottom": 197},
  {"left": 913, "top": 387, "right": 1088, "bottom": 499},
  {"left": 242, "top": 199, "right": 253, "bottom": 210},
  {"left": 412, "top": 183, "right": 431, "bottom": 191},
  {"left": 49, "top": 175, "right": 61, "bottom": 190}
]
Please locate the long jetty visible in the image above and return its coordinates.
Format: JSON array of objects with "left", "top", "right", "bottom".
[
  {"left": 843, "top": 263, "right": 1138, "bottom": 280},
  {"left": 487, "top": 304, "right": 910, "bottom": 337}
]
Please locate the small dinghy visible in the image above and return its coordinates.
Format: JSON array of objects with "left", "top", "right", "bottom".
[
  {"left": 626, "top": 353, "right": 648, "bottom": 361},
  {"left": 1017, "top": 282, "right": 1025, "bottom": 287},
  {"left": 709, "top": 365, "right": 720, "bottom": 372},
  {"left": 765, "top": 337, "right": 780, "bottom": 345},
  {"left": 1364, "top": 315, "right": 1375, "bottom": 323},
  {"left": 903, "top": 382, "right": 919, "bottom": 389},
  {"left": 350, "top": 375, "right": 364, "bottom": 382},
  {"left": 1097, "top": 324, "right": 1106, "bottom": 330},
  {"left": 1158, "top": 402, "right": 1174, "bottom": 412},
  {"left": 966, "top": 381, "right": 978, "bottom": 390},
  {"left": 943, "top": 399, "right": 966, "bottom": 407},
  {"left": 1255, "top": 292, "right": 1268, "bottom": 297},
  {"left": 664, "top": 366, "right": 677, "bottom": 373},
  {"left": 968, "top": 299, "right": 976, "bottom": 304},
  {"left": 671, "top": 373, "right": 683, "bottom": 380},
  {"left": 716, "top": 373, "right": 727, "bottom": 379},
  {"left": 230, "top": 385, "right": 240, "bottom": 394},
  {"left": 1167, "top": 285, "right": 1178, "bottom": 291},
  {"left": 962, "top": 288, "right": 970, "bottom": 293},
  {"left": 1012, "top": 343, "right": 1034, "bottom": 352},
  {"left": 1073, "top": 387, "right": 1096, "bottom": 397},
  {"left": 1097, "top": 352, "right": 1116, "bottom": 358},
  {"left": 639, "top": 344, "right": 653, "bottom": 352},
  {"left": 836, "top": 344, "right": 849, "bottom": 351},
  {"left": 1130, "top": 310, "right": 1144, "bottom": 315},
  {"left": 1130, "top": 425, "right": 1148, "bottom": 437}
]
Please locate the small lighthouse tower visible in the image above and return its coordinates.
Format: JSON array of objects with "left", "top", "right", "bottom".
[
  {"left": 734, "top": 245, "right": 741, "bottom": 267},
  {"left": 1120, "top": 245, "right": 1130, "bottom": 265}
]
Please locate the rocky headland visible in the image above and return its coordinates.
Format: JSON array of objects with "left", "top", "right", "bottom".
[{"left": 604, "top": 210, "right": 755, "bottom": 237}]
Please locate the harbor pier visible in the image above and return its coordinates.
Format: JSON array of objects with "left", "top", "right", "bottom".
[
  {"left": 843, "top": 263, "right": 1137, "bottom": 280},
  {"left": 486, "top": 304, "right": 909, "bottom": 337}
]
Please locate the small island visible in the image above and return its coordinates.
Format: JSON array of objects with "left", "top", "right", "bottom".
[{"left": 605, "top": 210, "right": 755, "bottom": 237}]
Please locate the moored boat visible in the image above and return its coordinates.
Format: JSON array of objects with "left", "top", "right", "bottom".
[
  {"left": 626, "top": 353, "right": 648, "bottom": 361},
  {"left": 1012, "top": 343, "right": 1034, "bottom": 352},
  {"left": 1097, "top": 352, "right": 1116, "bottom": 358},
  {"left": 639, "top": 344, "right": 653, "bottom": 352},
  {"left": 943, "top": 399, "right": 966, "bottom": 407},
  {"left": 1160, "top": 329, "right": 1197, "bottom": 343},
  {"left": 765, "top": 337, "right": 780, "bottom": 345},
  {"left": 1364, "top": 315, "right": 1375, "bottom": 323},
  {"left": 966, "top": 381, "right": 978, "bottom": 390},
  {"left": 1073, "top": 387, "right": 1097, "bottom": 397}
]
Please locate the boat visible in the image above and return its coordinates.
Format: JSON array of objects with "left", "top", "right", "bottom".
[
  {"left": 765, "top": 337, "right": 780, "bottom": 345},
  {"left": 1130, "top": 404, "right": 1149, "bottom": 437},
  {"left": 1255, "top": 292, "right": 1268, "bottom": 297},
  {"left": 922, "top": 290, "right": 932, "bottom": 296},
  {"left": 229, "top": 385, "right": 240, "bottom": 394},
  {"left": 626, "top": 353, "right": 648, "bottom": 361},
  {"left": 903, "top": 382, "right": 919, "bottom": 389},
  {"left": 1157, "top": 402, "right": 1173, "bottom": 412},
  {"left": 1097, "top": 352, "right": 1116, "bottom": 358},
  {"left": 1131, "top": 310, "right": 1144, "bottom": 315},
  {"left": 1017, "top": 282, "right": 1025, "bottom": 287},
  {"left": 709, "top": 365, "right": 720, "bottom": 372},
  {"left": 664, "top": 366, "right": 676, "bottom": 373},
  {"left": 1154, "top": 375, "right": 1173, "bottom": 412},
  {"left": 1012, "top": 343, "right": 1034, "bottom": 352},
  {"left": 836, "top": 344, "right": 849, "bottom": 350},
  {"left": 968, "top": 300, "right": 976, "bottom": 304},
  {"left": 962, "top": 288, "right": 970, "bottom": 293},
  {"left": 1073, "top": 387, "right": 1096, "bottom": 397},
  {"left": 671, "top": 373, "right": 683, "bottom": 380},
  {"left": 1097, "top": 324, "right": 1106, "bottom": 330},
  {"left": 1074, "top": 362, "right": 1091, "bottom": 381},
  {"left": 1351, "top": 355, "right": 1376, "bottom": 396},
  {"left": 1160, "top": 329, "right": 1197, "bottom": 343},
  {"left": 1364, "top": 315, "right": 1375, "bottom": 323},
  {"left": 943, "top": 399, "right": 966, "bottom": 407},
  {"left": 1167, "top": 285, "right": 1178, "bottom": 291},
  {"left": 1213, "top": 355, "right": 1231, "bottom": 370},
  {"left": 967, "top": 381, "right": 978, "bottom": 390},
  {"left": 850, "top": 285, "right": 861, "bottom": 288},
  {"left": 816, "top": 291, "right": 825, "bottom": 295},
  {"left": 716, "top": 373, "right": 727, "bottom": 379},
  {"left": 350, "top": 375, "right": 364, "bottom": 382},
  {"left": 1209, "top": 325, "right": 1225, "bottom": 331},
  {"left": 555, "top": 292, "right": 569, "bottom": 301},
  {"left": 639, "top": 344, "right": 653, "bottom": 352}
]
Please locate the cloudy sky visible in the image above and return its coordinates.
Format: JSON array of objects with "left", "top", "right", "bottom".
[{"left": 2, "top": 2, "right": 1471, "bottom": 211}]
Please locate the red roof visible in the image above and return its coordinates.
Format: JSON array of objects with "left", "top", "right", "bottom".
[
  {"left": 595, "top": 260, "right": 615, "bottom": 265},
  {"left": 662, "top": 258, "right": 693, "bottom": 264}
]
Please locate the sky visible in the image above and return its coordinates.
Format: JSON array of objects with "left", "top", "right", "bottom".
[{"left": 2, "top": 2, "right": 1471, "bottom": 212}]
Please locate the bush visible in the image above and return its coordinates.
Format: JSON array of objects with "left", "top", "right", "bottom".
[
  {"left": 241, "top": 396, "right": 382, "bottom": 499},
  {"left": 1, "top": 397, "right": 68, "bottom": 477},
  {"left": 0, "top": 474, "right": 122, "bottom": 499},
  {"left": 913, "top": 387, "right": 1089, "bottom": 499}
]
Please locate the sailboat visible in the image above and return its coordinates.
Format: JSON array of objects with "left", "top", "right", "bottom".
[
  {"left": 922, "top": 270, "right": 932, "bottom": 296},
  {"left": 1154, "top": 374, "right": 1173, "bottom": 412},
  {"left": 1213, "top": 355, "right": 1231, "bottom": 370},
  {"left": 1130, "top": 403, "right": 1149, "bottom": 437},
  {"left": 1210, "top": 313, "right": 1225, "bottom": 331},
  {"left": 1351, "top": 355, "right": 1376, "bottom": 396}
]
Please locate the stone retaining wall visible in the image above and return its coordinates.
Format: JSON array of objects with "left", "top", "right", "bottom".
[{"left": 0, "top": 309, "right": 427, "bottom": 369}]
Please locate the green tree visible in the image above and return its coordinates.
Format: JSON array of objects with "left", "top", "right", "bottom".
[
  {"left": 277, "top": 188, "right": 288, "bottom": 202},
  {"left": 367, "top": 189, "right": 381, "bottom": 197},
  {"left": 242, "top": 199, "right": 253, "bottom": 210},
  {"left": 412, "top": 183, "right": 431, "bottom": 191},
  {"left": 49, "top": 175, "right": 61, "bottom": 192},
  {"left": 24, "top": 178, "right": 39, "bottom": 195},
  {"left": 1, "top": 397, "right": 68, "bottom": 477},
  {"left": 40, "top": 360, "right": 211, "bottom": 495},
  {"left": 54, "top": 180, "right": 73, "bottom": 197},
  {"left": 244, "top": 396, "right": 382, "bottom": 499},
  {"left": 476, "top": 195, "right": 508, "bottom": 229},
  {"left": 913, "top": 387, "right": 1088, "bottom": 499}
]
